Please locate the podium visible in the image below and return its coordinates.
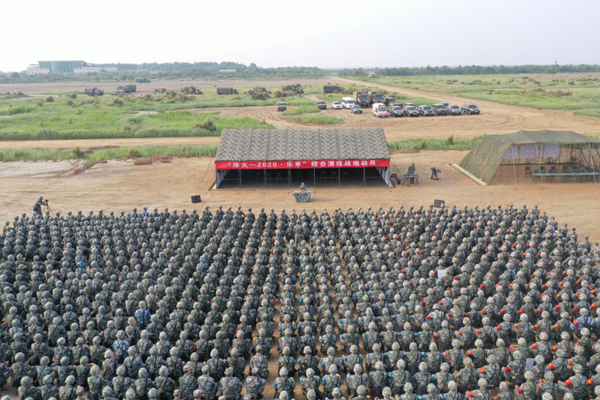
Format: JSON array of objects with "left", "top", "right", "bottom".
[{"left": 294, "top": 190, "right": 311, "bottom": 202}]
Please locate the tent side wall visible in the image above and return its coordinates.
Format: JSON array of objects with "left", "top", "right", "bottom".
[{"left": 459, "top": 136, "right": 511, "bottom": 184}]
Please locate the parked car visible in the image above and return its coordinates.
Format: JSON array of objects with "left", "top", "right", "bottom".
[
  {"left": 371, "top": 103, "right": 389, "bottom": 118},
  {"left": 439, "top": 102, "right": 450, "bottom": 108},
  {"left": 316, "top": 101, "right": 327, "bottom": 110},
  {"left": 403, "top": 105, "right": 420, "bottom": 117},
  {"left": 384, "top": 97, "right": 397, "bottom": 106},
  {"left": 405, "top": 103, "right": 416, "bottom": 108},
  {"left": 350, "top": 105, "right": 363, "bottom": 114},
  {"left": 447, "top": 104, "right": 462, "bottom": 115},
  {"left": 462, "top": 104, "right": 480, "bottom": 115},
  {"left": 277, "top": 102, "right": 287, "bottom": 112},
  {"left": 342, "top": 97, "right": 356, "bottom": 109},
  {"left": 433, "top": 104, "right": 448, "bottom": 116},
  {"left": 390, "top": 106, "right": 404, "bottom": 117},
  {"left": 418, "top": 105, "right": 435, "bottom": 116},
  {"left": 332, "top": 101, "right": 343, "bottom": 110}
]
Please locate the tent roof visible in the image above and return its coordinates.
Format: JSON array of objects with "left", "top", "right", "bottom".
[
  {"left": 460, "top": 130, "right": 600, "bottom": 184},
  {"left": 216, "top": 128, "right": 389, "bottom": 162},
  {"left": 485, "top": 130, "right": 600, "bottom": 146}
]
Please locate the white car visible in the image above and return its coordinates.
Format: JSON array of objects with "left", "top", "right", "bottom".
[{"left": 331, "top": 101, "right": 343, "bottom": 110}]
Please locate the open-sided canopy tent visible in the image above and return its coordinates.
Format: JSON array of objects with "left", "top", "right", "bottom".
[
  {"left": 215, "top": 128, "right": 391, "bottom": 188},
  {"left": 460, "top": 130, "right": 600, "bottom": 184}
]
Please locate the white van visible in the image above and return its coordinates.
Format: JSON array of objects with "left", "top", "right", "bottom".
[{"left": 342, "top": 97, "right": 355, "bottom": 109}]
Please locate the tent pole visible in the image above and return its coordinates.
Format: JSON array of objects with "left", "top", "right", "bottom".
[
  {"left": 590, "top": 144, "right": 597, "bottom": 185},
  {"left": 338, "top": 168, "right": 341, "bottom": 187},
  {"left": 314, "top": 168, "right": 316, "bottom": 188},
  {"left": 513, "top": 152, "right": 517, "bottom": 187}
]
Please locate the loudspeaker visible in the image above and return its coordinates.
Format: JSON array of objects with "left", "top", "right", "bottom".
[
  {"left": 191, "top": 195, "right": 202, "bottom": 203},
  {"left": 433, "top": 199, "right": 445, "bottom": 208}
]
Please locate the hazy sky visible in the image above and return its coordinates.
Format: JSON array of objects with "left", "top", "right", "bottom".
[{"left": 2, "top": 0, "right": 599, "bottom": 72}]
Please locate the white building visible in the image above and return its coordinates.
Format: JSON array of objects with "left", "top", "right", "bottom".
[
  {"left": 27, "top": 64, "right": 50, "bottom": 76},
  {"left": 368, "top": 72, "right": 378, "bottom": 78},
  {"left": 73, "top": 66, "right": 118, "bottom": 74}
]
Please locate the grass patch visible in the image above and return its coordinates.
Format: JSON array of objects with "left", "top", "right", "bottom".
[
  {"left": 387, "top": 136, "right": 481, "bottom": 151},
  {"left": 0, "top": 144, "right": 218, "bottom": 166},
  {"left": 348, "top": 73, "right": 600, "bottom": 117},
  {"left": 282, "top": 106, "right": 321, "bottom": 116},
  {"left": 291, "top": 114, "right": 344, "bottom": 125}
]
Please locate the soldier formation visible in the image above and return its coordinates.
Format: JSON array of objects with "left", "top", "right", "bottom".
[{"left": 1, "top": 205, "right": 600, "bottom": 400}]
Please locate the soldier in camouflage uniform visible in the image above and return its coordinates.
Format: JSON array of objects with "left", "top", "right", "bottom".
[
  {"left": 399, "top": 382, "right": 418, "bottom": 400},
  {"left": 197, "top": 366, "right": 217, "bottom": 400},
  {"left": 300, "top": 368, "right": 321, "bottom": 398},
  {"left": 515, "top": 370, "right": 538, "bottom": 400},
  {"left": 469, "top": 378, "right": 489, "bottom": 400},
  {"left": 297, "top": 347, "right": 319, "bottom": 378},
  {"left": 59, "top": 375, "right": 77, "bottom": 400},
  {"left": 206, "top": 349, "right": 226, "bottom": 381},
  {"left": 422, "top": 383, "right": 442, "bottom": 400},
  {"left": 249, "top": 346, "right": 269, "bottom": 380},
  {"left": 342, "top": 345, "right": 363, "bottom": 374},
  {"left": 537, "top": 371, "right": 559, "bottom": 399},
  {"left": 179, "top": 365, "right": 197, "bottom": 400},
  {"left": 40, "top": 374, "right": 58, "bottom": 400},
  {"left": 434, "top": 362, "right": 453, "bottom": 394},
  {"left": 368, "top": 361, "right": 386, "bottom": 398},
  {"left": 346, "top": 364, "right": 368, "bottom": 397},
  {"left": 219, "top": 368, "right": 242, "bottom": 400},
  {"left": 321, "top": 364, "right": 342, "bottom": 399},
  {"left": 278, "top": 346, "right": 297, "bottom": 376},
  {"left": 504, "top": 351, "right": 525, "bottom": 386},
  {"left": 18, "top": 376, "right": 41, "bottom": 400},
  {"left": 441, "top": 381, "right": 460, "bottom": 400},
  {"left": 245, "top": 368, "right": 265, "bottom": 400},
  {"left": 411, "top": 362, "right": 431, "bottom": 395},
  {"left": 559, "top": 364, "right": 589, "bottom": 400},
  {"left": 88, "top": 365, "right": 107, "bottom": 400},
  {"left": 154, "top": 365, "right": 175, "bottom": 400},
  {"left": 273, "top": 367, "right": 295, "bottom": 399},
  {"left": 320, "top": 347, "right": 342, "bottom": 376},
  {"left": 101, "top": 386, "right": 117, "bottom": 400},
  {"left": 478, "top": 354, "right": 500, "bottom": 387},
  {"left": 352, "top": 386, "right": 368, "bottom": 400}
]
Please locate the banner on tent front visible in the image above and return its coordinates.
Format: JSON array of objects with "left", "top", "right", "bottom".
[{"left": 215, "top": 159, "right": 390, "bottom": 170}]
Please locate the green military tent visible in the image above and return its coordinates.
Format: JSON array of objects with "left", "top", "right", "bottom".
[{"left": 460, "top": 130, "right": 600, "bottom": 184}]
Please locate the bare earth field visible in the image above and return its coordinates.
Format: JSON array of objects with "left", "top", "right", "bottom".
[{"left": 1, "top": 151, "right": 599, "bottom": 242}]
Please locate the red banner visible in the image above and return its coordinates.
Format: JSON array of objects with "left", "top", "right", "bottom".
[{"left": 215, "top": 159, "right": 390, "bottom": 170}]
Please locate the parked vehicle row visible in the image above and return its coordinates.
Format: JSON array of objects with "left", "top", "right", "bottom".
[{"left": 279, "top": 100, "right": 481, "bottom": 117}]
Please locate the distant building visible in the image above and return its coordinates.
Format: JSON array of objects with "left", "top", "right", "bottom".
[
  {"left": 220, "top": 69, "right": 236, "bottom": 73},
  {"left": 26, "top": 64, "right": 50, "bottom": 76},
  {"left": 368, "top": 72, "right": 378, "bottom": 78},
  {"left": 27, "top": 60, "right": 117, "bottom": 75},
  {"left": 73, "top": 66, "right": 118, "bottom": 74}
]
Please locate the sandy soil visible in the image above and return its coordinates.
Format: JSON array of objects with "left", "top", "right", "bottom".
[{"left": 1, "top": 151, "right": 598, "bottom": 242}]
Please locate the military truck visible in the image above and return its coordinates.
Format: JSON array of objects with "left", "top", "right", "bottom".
[
  {"left": 277, "top": 102, "right": 287, "bottom": 112},
  {"left": 354, "top": 90, "right": 370, "bottom": 107},
  {"left": 316, "top": 100, "right": 327, "bottom": 110},
  {"left": 117, "top": 85, "right": 136, "bottom": 94},
  {"left": 369, "top": 91, "right": 385, "bottom": 106},
  {"left": 84, "top": 88, "right": 104, "bottom": 96},
  {"left": 181, "top": 86, "right": 203, "bottom": 95},
  {"left": 323, "top": 85, "right": 344, "bottom": 94},
  {"left": 282, "top": 84, "right": 304, "bottom": 94},
  {"left": 154, "top": 88, "right": 167, "bottom": 94},
  {"left": 217, "top": 87, "right": 239, "bottom": 95},
  {"left": 136, "top": 78, "right": 151, "bottom": 83}
]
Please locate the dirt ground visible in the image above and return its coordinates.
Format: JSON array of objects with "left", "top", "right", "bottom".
[{"left": 1, "top": 150, "right": 598, "bottom": 242}]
